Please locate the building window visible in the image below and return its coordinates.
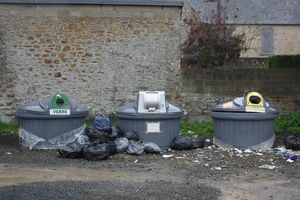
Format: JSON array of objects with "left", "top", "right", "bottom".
[{"left": 261, "top": 27, "right": 273, "bottom": 54}]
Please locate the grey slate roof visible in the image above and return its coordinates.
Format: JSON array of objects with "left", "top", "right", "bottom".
[
  {"left": 0, "top": 0, "right": 183, "bottom": 7},
  {"left": 188, "top": 0, "right": 300, "bottom": 25}
]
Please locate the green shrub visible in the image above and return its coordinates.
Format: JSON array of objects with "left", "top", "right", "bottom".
[
  {"left": 275, "top": 113, "right": 300, "bottom": 135},
  {"left": 180, "top": 121, "right": 213, "bottom": 138},
  {"left": 268, "top": 55, "right": 300, "bottom": 68}
]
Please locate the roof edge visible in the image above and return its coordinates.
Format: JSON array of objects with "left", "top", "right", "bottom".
[{"left": 0, "top": 0, "right": 184, "bottom": 7}]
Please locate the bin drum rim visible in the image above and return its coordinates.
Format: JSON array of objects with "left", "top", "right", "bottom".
[
  {"left": 210, "top": 111, "right": 278, "bottom": 121},
  {"left": 116, "top": 112, "right": 183, "bottom": 120},
  {"left": 16, "top": 110, "right": 88, "bottom": 119}
]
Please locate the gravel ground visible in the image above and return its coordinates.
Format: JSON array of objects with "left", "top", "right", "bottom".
[{"left": 0, "top": 134, "right": 299, "bottom": 200}]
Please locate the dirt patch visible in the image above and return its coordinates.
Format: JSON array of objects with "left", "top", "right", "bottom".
[{"left": 0, "top": 134, "right": 299, "bottom": 200}]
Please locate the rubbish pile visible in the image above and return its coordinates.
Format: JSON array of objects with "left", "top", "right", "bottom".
[{"left": 57, "top": 115, "right": 207, "bottom": 161}]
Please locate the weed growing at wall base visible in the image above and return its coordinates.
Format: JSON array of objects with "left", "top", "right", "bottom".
[
  {"left": 0, "top": 122, "right": 18, "bottom": 134},
  {"left": 275, "top": 113, "right": 300, "bottom": 136},
  {"left": 180, "top": 121, "right": 213, "bottom": 138}
]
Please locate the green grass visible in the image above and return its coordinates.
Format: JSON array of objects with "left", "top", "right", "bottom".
[
  {"left": 275, "top": 113, "right": 300, "bottom": 135},
  {"left": 180, "top": 121, "right": 213, "bottom": 138},
  {"left": 0, "top": 122, "right": 19, "bottom": 134}
]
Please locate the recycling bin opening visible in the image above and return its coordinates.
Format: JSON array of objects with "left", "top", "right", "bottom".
[
  {"left": 16, "top": 93, "right": 89, "bottom": 149},
  {"left": 210, "top": 91, "right": 279, "bottom": 150},
  {"left": 116, "top": 91, "right": 183, "bottom": 149}
]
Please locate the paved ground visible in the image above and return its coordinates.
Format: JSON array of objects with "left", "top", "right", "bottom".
[{"left": 0, "top": 134, "right": 299, "bottom": 200}]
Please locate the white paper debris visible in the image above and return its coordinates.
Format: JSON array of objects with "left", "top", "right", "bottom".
[
  {"left": 258, "top": 164, "right": 276, "bottom": 169},
  {"left": 162, "top": 154, "right": 175, "bottom": 158}
]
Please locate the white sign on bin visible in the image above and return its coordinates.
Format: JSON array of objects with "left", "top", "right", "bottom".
[
  {"left": 50, "top": 109, "right": 70, "bottom": 115},
  {"left": 146, "top": 122, "right": 160, "bottom": 133}
]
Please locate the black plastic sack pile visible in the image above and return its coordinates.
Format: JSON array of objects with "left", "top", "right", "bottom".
[
  {"left": 58, "top": 115, "right": 120, "bottom": 160},
  {"left": 171, "top": 135, "right": 205, "bottom": 150},
  {"left": 58, "top": 115, "right": 162, "bottom": 160}
]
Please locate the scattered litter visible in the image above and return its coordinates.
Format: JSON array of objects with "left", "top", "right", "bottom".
[
  {"left": 286, "top": 154, "right": 297, "bottom": 163},
  {"left": 175, "top": 156, "right": 185, "bottom": 159},
  {"left": 126, "top": 140, "right": 144, "bottom": 155},
  {"left": 204, "top": 163, "right": 210, "bottom": 167},
  {"left": 244, "top": 149, "right": 252, "bottom": 153},
  {"left": 286, "top": 159, "right": 294, "bottom": 163},
  {"left": 274, "top": 147, "right": 287, "bottom": 154},
  {"left": 5, "top": 152, "right": 12, "bottom": 155},
  {"left": 143, "top": 142, "right": 162, "bottom": 154},
  {"left": 256, "top": 152, "right": 263, "bottom": 156},
  {"left": 258, "top": 164, "right": 276, "bottom": 169},
  {"left": 269, "top": 158, "right": 275, "bottom": 162},
  {"left": 204, "top": 139, "right": 213, "bottom": 147},
  {"left": 134, "top": 159, "right": 138, "bottom": 163},
  {"left": 163, "top": 154, "right": 175, "bottom": 158},
  {"left": 234, "top": 148, "right": 243, "bottom": 154},
  {"left": 214, "top": 167, "right": 222, "bottom": 170},
  {"left": 193, "top": 160, "right": 200, "bottom": 163}
]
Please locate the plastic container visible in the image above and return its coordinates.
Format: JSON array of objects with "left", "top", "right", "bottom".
[
  {"left": 210, "top": 92, "right": 278, "bottom": 150},
  {"left": 116, "top": 91, "right": 183, "bottom": 149},
  {"left": 16, "top": 93, "right": 88, "bottom": 149}
]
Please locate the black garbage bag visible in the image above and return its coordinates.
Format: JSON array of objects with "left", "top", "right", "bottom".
[
  {"left": 106, "top": 141, "right": 117, "bottom": 154},
  {"left": 114, "top": 137, "right": 129, "bottom": 152},
  {"left": 58, "top": 142, "right": 83, "bottom": 159},
  {"left": 172, "top": 136, "right": 204, "bottom": 150},
  {"left": 284, "top": 135, "right": 300, "bottom": 150},
  {"left": 124, "top": 131, "right": 140, "bottom": 141},
  {"left": 111, "top": 126, "right": 124, "bottom": 138},
  {"left": 77, "top": 134, "right": 93, "bottom": 148},
  {"left": 92, "top": 115, "right": 112, "bottom": 133},
  {"left": 191, "top": 137, "right": 205, "bottom": 149},
  {"left": 86, "top": 128, "right": 117, "bottom": 142},
  {"left": 83, "top": 143, "right": 115, "bottom": 161},
  {"left": 143, "top": 142, "right": 162, "bottom": 154},
  {"left": 126, "top": 140, "right": 144, "bottom": 155}
]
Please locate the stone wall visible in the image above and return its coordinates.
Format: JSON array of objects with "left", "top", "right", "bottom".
[
  {"left": 181, "top": 68, "right": 300, "bottom": 120},
  {"left": 0, "top": 4, "right": 182, "bottom": 122}
]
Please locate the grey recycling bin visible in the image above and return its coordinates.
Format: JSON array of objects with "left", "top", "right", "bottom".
[
  {"left": 211, "top": 92, "right": 278, "bottom": 150},
  {"left": 116, "top": 91, "right": 183, "bottom": 149},
  {"left": 16, "top": 93, "right": 88, "bottom": 149}
]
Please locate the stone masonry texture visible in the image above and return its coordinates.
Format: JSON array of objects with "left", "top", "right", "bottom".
[
  {"left": 1, "top": 3, "right": 300, "bottom": 123},
  {"left": 0, "top": 5, "right": 182, "bottom": 122}
]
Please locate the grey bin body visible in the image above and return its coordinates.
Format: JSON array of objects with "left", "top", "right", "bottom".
[
  {"left": 16, "top": 98, "right": 88, "bottom": 149},
  {"left": 116, "top": 102, "right": 183, "bottom": 150},
  {"left": 211, "top": 97, "right": 278, "bottom": 149}
]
